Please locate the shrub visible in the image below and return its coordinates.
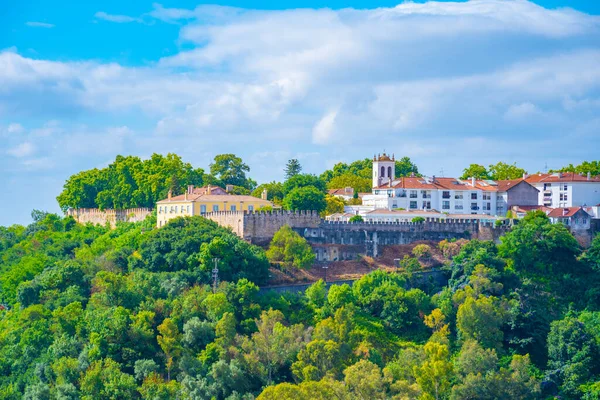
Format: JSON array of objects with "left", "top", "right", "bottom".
[
  {"left": 412, "top": 244, "right": 431, "bottom": 259},
  {"left": 412, "top": 217, "right": 425, "bottom": 223},
  {"left": 349, "top": 215, "right": 364, "bottom": 223}
]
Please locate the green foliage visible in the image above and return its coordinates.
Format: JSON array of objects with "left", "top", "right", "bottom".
[
  {"left": 412, "top": 216, "right": 425, "bottom": 223},
  {"left": 210, "top": 153, "right": 257, "bottom": 190},
  {"left": 323, "top": 195, "right": 345, "bottom": 216},
  {"left": 551, "top": 160, "right": 600, "bottom": 176},
  {"left": 460, "top": 161, "right": 526, "bottom": 180},
  {"left": 327, "top": 174, "right": 372, "bottom": 193},
  {"left": 412, "top": 244, "right": 431, "bottom": 259},
  {"left": 266, "top": 226, "right": 315, "bottom": 270},
  {"left": 282, "top": 186, "right": 327, "bottom": 213},
  {"left": 283, "top": 174, "right": 326, "bottom": 196},
  {"left": 284, "top": 159, "right": 302, "bottom": 180},
  {"left": 349, "top": 215, "right": 363, "bottom": 223},
  {"left": 252, "top": 182, "right": 284, "bottom": 203},
  {"left": 57, "top": 153, "right": 205, "bottom": 211}
]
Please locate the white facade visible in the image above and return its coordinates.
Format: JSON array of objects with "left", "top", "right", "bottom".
[
  {"left": 372, "top": 154, "right": 395, "bottom": 188},
  {"left": 365, "top": 181, "right": 498, "bottom": 216},
  {"left": 528, "top": 173, "right": 600, "bottom": 208}
]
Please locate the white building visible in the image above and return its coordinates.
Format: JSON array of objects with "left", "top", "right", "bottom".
[{"left": 525, "top": 172, "right": 600, "bottom": 208}]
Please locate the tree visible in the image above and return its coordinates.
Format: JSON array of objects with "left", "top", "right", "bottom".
[
  {"left": 282, "top": 186, "right": 327, "bottom": 213},
  {"left": 283, "top": 174, "right": 326, "bottom": 195},
  {"left": 460, "top": 164, "right": 490, "bottom": 180},
  {"left": 488, "top": 161, "right": 526, "bottom": 180},
  {"left": 210, "top": 154, "right": 256, "bottom": 190},
  {"left": 344, "top": 360, "right": 386, "bottom": 400},
  {"left": 414, "top": 342, "right": 454, "bottom": 400},
  {"left": 457, "top": 296, "right": 505, "bottom": 350},
  {"left": 266, "top": 225, "right": 315, "bottom": 270},
  {"left": 551, "top": 160, "right": 600, "bottom": 176},
  {"left": 80, "top": 358, "right": 137, "bottom": 400},
  {"left": 252, "top": 182, "right": 284, "bottom": 203},
  {"left": 239, "top": 309, "right": 307, "bottom": 385},
  {"left": 324, "top": 195, "right": 345, "bottom": 216},
  {"left": 349, "top": 215, "right": 363, "bottom": 223},
  {"left": 157, "top": 318, "right": 181, "bottom": 381},
  {"left": 327, "top": 174, "right": 372, "bottom": 193},
  {"left": 284, "top": 159, "right": 303, "bottom": 180},
  {"left": 546, "top": 316, "right": 600, "bottom": 398},
  {"left": 395, "top": 156, "right": 420, "bottom": 178}
]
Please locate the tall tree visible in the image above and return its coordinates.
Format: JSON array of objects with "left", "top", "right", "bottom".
[
  {"left": 460, "top": 164, "right": 490, "bottom": 180},
  {"left": 488, "top": 161, "right": 526, "bottom": 180},
  {"left": 210, "top": 154, "right": 256, "bottom": 190},
  {"left": 282, "top": 186, "right": 327, "bottom": 213},
  {"left": 284, "top": 159, "right": 303, "bottom": 180}
]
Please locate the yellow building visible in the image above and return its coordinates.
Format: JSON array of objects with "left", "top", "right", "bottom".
[{"left": 156, "top": 185, "right": 272, "bottom": 227}]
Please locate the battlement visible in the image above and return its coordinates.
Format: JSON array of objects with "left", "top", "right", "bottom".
[{"left": 67, "top": 207, "right": 153, "bottom": 227}]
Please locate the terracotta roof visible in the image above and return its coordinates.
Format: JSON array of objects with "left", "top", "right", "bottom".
[
  {"left": 328, "top": 188, "right": 355, "bottom": 196},
  {"left": 495, "top": 179, "right": 538, "bottom": 192},
  {"left": 190, "top": 186, "right": 228, "bottom": 195},
  {"left": 158, "top": 194, "right": 271, "bottom": 204},
  {"left": 365, "top": 209, "right": 443, "bottom": 216},
  {"left": 525, "top": 172, "right": 600, "bottom": 184},
  {"left": 375, "top": 177, "right": 499, "bottom": 191},
  {"left": 547, "top": 207, "right": 590, "bottom": 218}
]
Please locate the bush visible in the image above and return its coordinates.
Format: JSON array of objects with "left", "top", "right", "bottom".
[
  {"left": 412, "top": 217, "right": 425, "bottom": 223},
  {"left": 412, "top": 244, "right": 431, "bottom": 259},
  {"left": 266, "top": 225, "right": 315, "bottom": 270},
  {"left": 349, "top": 215, "right": 364, "bottom": 223}
]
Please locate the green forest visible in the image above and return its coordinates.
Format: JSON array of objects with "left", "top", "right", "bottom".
[{"left": 1, "top": 208, "right": 600, "bottom": 399}]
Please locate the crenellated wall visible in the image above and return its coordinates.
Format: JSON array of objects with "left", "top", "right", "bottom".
[{"left": 66, "top": 208, "right": 153, "bottom": 227}]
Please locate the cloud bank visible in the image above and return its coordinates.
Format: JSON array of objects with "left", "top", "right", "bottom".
[{"left": 1, "top": 0, "right": 600, "bottom": 224}]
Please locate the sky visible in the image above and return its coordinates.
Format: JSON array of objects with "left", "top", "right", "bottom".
[{"left": 1, "top": 0, "right": 600, "bottom": 226}]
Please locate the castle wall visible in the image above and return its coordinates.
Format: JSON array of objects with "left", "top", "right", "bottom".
[
  {"left": 66, "top": 208, "right": 152, "bottom": 228},
  {"left": 242, "top": 210, "right": 322, "bottom": 246}
]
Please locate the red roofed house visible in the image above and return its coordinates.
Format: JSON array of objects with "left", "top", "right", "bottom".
[{"left": 547, "top": 207, "right": 592, "bottom": 231}]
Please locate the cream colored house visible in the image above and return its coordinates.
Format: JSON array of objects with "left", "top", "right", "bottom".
[{"left": 156, "top": 185, "right": 272, "bottom": 227}]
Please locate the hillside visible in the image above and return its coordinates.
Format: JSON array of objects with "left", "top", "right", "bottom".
[{"left": 0, "top": 211, "right": 600, "bottom": 399}]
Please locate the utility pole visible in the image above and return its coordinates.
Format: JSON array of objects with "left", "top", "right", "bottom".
[{"left": 212, "top": 258, "right": 220, "bottom": 294}]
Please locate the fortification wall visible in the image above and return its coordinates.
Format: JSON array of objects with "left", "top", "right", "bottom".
[
  {"left": 203, "top": 211, "right": 246, "bottom": 237},
  {"left": 67, "top": 208, "right": 152, "bottom": 228},
  {"left": 242, "top": 210, "right": 322, "bottom": 246}
]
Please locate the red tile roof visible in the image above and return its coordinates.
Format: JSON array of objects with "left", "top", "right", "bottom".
[
  {"left": 547, "top": 207, "right": 590, "bottom": 218},
  {"left": 525, "top": 172, "right": 600, "bottom": 183},
  {"left": 375, "top": 177, "right": 499, "bottom": 191},
  {"left": 328, "top": 188, "right": 355, "bottom": 196}
]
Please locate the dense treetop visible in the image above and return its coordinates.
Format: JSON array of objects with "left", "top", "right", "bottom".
[{"left": 0, "top": 209, "right": 599, "bottom": 398}]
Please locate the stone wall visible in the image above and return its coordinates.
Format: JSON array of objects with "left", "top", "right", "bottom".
[
  {"left": 294, "top": 219, "right": 510, "bottom": 258},
  {"left": 243, "top": 210, "right": 321, "bottom": 245},
  {"left": 66, "top": 208, "right": 153, "bottom": 228}
]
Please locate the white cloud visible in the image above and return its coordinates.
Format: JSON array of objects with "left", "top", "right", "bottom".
[
  {"left": 7, "top": 123, "right": 24, "bottom": 134},
  {"left": 7, "top": 142, "right": 34, "bottom": 157},
  {"left": 312, "top": 110, "right": 338, "bottom": 145},
  {"left": 26, "top": 21, "right": 54, "bottom": 28},
  {"left": 0, "top": 0, "right": 600, "bottom": 206},
  {"left": 504, "top": 102, "right": 539, "bottom": 120},
  {"left": 94, "top": 11, "right": 142, "bottom": 23}
]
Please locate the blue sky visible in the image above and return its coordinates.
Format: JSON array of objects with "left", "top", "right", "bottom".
[{"left": 1, "top": 0, "right": 600, "bottom": 226}]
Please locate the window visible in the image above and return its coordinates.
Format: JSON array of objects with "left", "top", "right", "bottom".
[
  {"left": 560, "top": 193, "right": 568, "bottom": 201},
  {"left": 455, "top": 203, "right": 463, "bottom": 210},
  {"left": 230, "top": 205, "right": 236, "bottom": 211},
  {"left": 471, "top": 192, "right": 478, "bottom": 200},
  {"left": 562, "top": 184, "right": 568, "bottom": 191},
  {"left": 381, "top": 166, "right": 385, "bottom": 177},
  {"left": 410, "top": 190, "right": 418, "bottom": 198},
  {"left": 442, "top": 201, "right": 450, "bottom": 210},
  {"left": 455, "top": 192, "right": 463, "bottom": 200},
  {"left": 200, "top": 205, "right": 207, "bottom": 214},
  {"left": 544, "top": 183, "right": 552, "bottom": 190},
  {"left": 422, "top": 201, "right": 431, "bottom": 209},
  {"left": 398, "top": 190, "right": 407, "bottom": 197},
  {"left": 471, "top": 202, "right": 478, "bottom": 211},
  {"left": 410, "top": 201, "right": 417, "bottom": 209},
  {"left": 212, "top": 205, "right": 219, "bottom": 212},
  {"left": 158, "top": 206, "right": 162, "bottom": 214},
  {"left": 388, "top": 166, "right": 392, "bottom": 178},
  {"left": 483, "top": 203, "right": 491, "bottom": 211},
  {"left": 248, "top": 205, "right": 254, "bottom": 212},
  {"left": 421, "top": 190, "right": 431, "bottom": 199},
  {"left": 483, "top": 192, "right": 491, "bottom": 200},
  {"left": 442, "top": 191, "right": 450, "bottom": 199},
  {"left": 174, "top": 206, "right": 178, "bottom": 213}
]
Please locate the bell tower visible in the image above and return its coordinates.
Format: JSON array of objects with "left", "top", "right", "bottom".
[{"left": 372, "top": 152, "right": 395, "bottom": 188}]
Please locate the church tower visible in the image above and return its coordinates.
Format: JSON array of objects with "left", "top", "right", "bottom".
[{"left": 372, "top": 152, "right": 395, "bottom": 188}]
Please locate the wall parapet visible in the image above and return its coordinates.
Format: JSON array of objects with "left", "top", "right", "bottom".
[{"left": 66, "top": 207, "right": 152, "bottom": 227}]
